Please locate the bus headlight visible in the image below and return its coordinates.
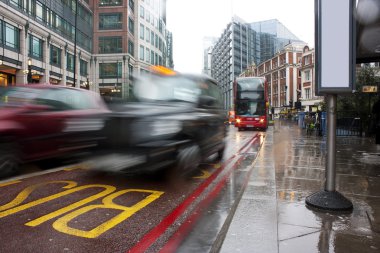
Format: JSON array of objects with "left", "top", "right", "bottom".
[{"left": 236, "top": 118, "right": 241, "bottom": 123}]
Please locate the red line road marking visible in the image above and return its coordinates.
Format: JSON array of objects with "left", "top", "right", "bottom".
[
  {"left": 128, "top": 133, "right": 259, "bottom": 253},
  {"left": 159, "top": 136, "right": 261, "bottom": 252}
]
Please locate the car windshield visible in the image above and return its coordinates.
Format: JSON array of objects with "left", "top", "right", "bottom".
[
  {"left": 0, "top": 87, "right": 100, "bottom": 110},
  {"left": 133, "top": 74, "right": 201, "bottom": 103},
  {"left": 0, "top": 87, "right": 42, "bottom": 107}
]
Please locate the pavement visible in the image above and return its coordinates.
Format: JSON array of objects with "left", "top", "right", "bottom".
[{"left": 218, "top": 119, "right": 380, "bottom": 253}]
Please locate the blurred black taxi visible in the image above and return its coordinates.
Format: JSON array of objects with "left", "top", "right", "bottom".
[
  {"left": 0, "top": 85, "right": 110, "bottom": 177},
  {"left": 90, "top": 66, "right": 227, "bottom": 178}
]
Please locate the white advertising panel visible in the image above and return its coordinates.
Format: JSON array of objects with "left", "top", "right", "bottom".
[{"left": 315, "top": 0, "right": 355, "bottom": 94}]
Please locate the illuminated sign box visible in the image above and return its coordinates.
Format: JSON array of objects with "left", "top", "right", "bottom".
[
  {"left": 315, "top": 0, "right": 356, "bottom": 95},
  {"left": 362, "top": 86, "right": 378, "bottom": 93}
]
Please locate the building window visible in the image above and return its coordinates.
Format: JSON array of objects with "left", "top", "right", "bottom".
[
  {"left": 139, "top": 45, "right": 144, "bottom": 60},
  {"left": 35, "top": 1, "right": 45, "bottom": 22},
  {"left": 0, "top": 21, "right": 20, "bottom": 52},
  {"left": 305, "top": 88, "right": 310, "bottom": 99},
  {"left": 128, "top": 40, "right": 135, "bottom": 56},
  {"left": 67, "top": 53, "right": 74, "bottom": 72},
  {"left": 29, "top": 35, "right": 43, "bottom": 59},
  {"left": 146, "top": 48, "right": 150, "bottom": 63},
  {"left": 128, "top": 17, "right": 134, "bottom": 35},
  {"left": 50, "top": 45, "right": 62, "bottom": 67},
  {"left": 99, "top": 13, "right": 122, "bottom": 30},
  {"left": 140, "top": 24, "right": 144, "bottom": 39},
  {"left": 150, "top": 31, "right": 154, "bottom": 46},
  {"left": 280, "top": 69, "right": 286, "bottom": 79},
  {"left": 140, "top": 5, "right": 145, "bottom": 18},
  {"left": 129, "top": 0, "right": 134, "bottom": 11},
  {"left": 99, "top": 37, "right": 122, "bottom": 54},
  {"left": 146, "top": 27, "right": 150, "bottom": 42},
  {"left": 80, "top": 59, "right": 88, "bottom": 76},
  {"left": 305, "top": 70, "right": 311, "bottom": 81},
  {"left": 146, "top": 10, "right": 150, "bottom": 22},
  {"left": 150, "top": 51, "right": 154, "bottom": 64},
  {"left": 99, "top": 0, "right": 122, "bottom": 7},
  {"left": 99, "top": 62, "right": 122, "bottom": 79},
  {"left": 128, "top": 40, "right": 134, "bottom": 56},
  {"left": 10, "top": 0, "right": 23, "bottom": 9},
  {"left": 305, "top": 55, "right": 310, "bottom": 65}
]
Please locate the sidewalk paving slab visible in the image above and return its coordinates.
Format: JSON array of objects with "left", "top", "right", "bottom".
[{"left": 219, "top": 120, "right": 380, "bottom": 253}]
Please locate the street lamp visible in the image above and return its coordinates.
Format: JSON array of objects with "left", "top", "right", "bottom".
[
  {"left": 284, "top": 85, "right": 288, "bottom": 107},
  {"left": 85, "top": 76, "right": 92, "bottom": 90},
  {"left": 27, "top": 58, "right": 32, "bottom": 83}
]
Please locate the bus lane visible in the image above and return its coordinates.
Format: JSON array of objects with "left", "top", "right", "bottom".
[{"left": 0, "top": 130, "right": 260, "bottom": 253}]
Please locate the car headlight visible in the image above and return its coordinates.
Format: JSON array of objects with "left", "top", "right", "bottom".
[
  {"left": 151, "top": 120, "right": 181, "bottom": 136},
  {"left": 236, "top": 118, "right": 241, "bottom": 123}
]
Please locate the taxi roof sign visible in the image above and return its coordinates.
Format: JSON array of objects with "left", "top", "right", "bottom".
[{"left": 150, "top": 66, "right": 177, "bottom": 76}]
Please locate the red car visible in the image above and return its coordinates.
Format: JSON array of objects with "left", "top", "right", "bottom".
[{"left": 0, "top": 85, "right": 110, "bottom": 177}]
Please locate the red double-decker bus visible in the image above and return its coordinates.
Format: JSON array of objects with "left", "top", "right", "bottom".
[{"left": 233, "top": 77, "right": 268, "bottom": 131}]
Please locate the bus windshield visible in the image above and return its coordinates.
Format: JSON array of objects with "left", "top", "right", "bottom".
[{"left": 236, "top": 100, "right": 266, "bottom": 117}]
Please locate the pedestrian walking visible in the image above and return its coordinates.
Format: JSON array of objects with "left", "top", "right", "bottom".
[
  {"left": 373, "top": 97, "right": 380, "bottom": 144},
  {"left": 316, "top": 110, "right": 322, "bottom": 136}
]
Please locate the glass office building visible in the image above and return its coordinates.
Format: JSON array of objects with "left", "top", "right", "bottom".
[
  {"left": 211, "top": 17, "right": 304, "bottom": 111},
  {"left": 250, "top": 19, "right": 302, "bottom": 64}
]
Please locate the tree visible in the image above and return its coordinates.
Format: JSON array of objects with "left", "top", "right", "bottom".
[{"left": 337, "top": 64, "right": 379, "bottom": 134}]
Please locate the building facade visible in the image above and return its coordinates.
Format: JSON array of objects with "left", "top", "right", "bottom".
[
  {"left": 210, "top": 17, "right": 304, "bottom": 111},
  {"left": 202, "top": 36, "right": 217, "bottom": 76},
  {"left": 241, "top": 44, "right": 323, "bottom": 114},
  {"left": 0, "top": 0, "right": 93, "bottom": 88},
  {"left": 0, "top": 0, "right": 173, "bottom": 99},
  {"left": 299, "top": 46, "right": 323, "bottom": 112}
]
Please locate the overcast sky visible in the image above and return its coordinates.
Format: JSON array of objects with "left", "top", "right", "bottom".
[{"left": 166, "top": 0, "right": 315, "bottom": 73}]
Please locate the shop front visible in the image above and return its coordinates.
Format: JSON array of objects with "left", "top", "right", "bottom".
[{"left": 0, "top": 64, "right": 16, "bottom": 86}]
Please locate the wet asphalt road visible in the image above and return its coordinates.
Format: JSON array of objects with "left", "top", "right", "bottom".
[{"left": 0, "top": 126, "right": 264, "bottom": 253}]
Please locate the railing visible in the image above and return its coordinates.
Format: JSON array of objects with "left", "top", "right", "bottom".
[
  {"left": 336, "top": 116, "right": 362, "bottom": 136},
  {"left": 298, "top": 111, "right": 363, "bottom": 137}
]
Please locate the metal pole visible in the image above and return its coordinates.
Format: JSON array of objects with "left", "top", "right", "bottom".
[
  {"left": 325, "top": 94, "right": 336, "bottom": 191},
  {"left": 28, "top": 65, "right": 32, "bottom": 83},
  {"left": 73, "top": 0, "right": 78, "bottom": 87},
  {"left": 305, "top": 93, "right": 353, "bottom": 211},
  {"left": 27, "top": 58, "right": 32, "bottom": 84}
]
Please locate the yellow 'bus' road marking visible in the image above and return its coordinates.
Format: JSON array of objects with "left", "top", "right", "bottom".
[
  {"left": 63, "top": 163, "right": 90, "bottom": 171},
  {"left": 193, "top": 170, "right": 212, "bottom": 179},
  {"left": 0, "top": 181, "right": 77, "bottom": 212},
  {"left": 26, "top": 185, "right": 116, "bottom": 227},
  {"left": 0, "top": 181, "right": 116, "bottom": 220},
  {"left": 0, "top": 180, "right": 166, "bottom": 238},
  {"left": 0, "top": 180, "right": 22, "bottom": 188},
  {"left": 53, "top": 189, "right": 164, "bottom": 238}
]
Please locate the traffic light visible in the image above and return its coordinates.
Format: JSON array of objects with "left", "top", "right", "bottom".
[{"left": 295, "top": 101, "right": 302, "bottom": 110}]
